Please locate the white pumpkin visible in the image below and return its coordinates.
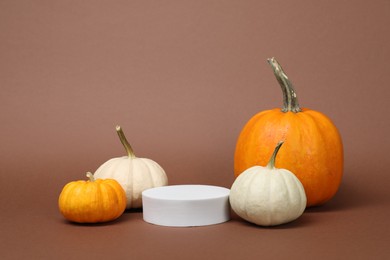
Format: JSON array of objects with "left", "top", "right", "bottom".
[
  {"left": 229, "top": 141, "right": 306, "bottom": 226},
  {"left": 94, "top": 126, "right": 168, "bottom": 209}
]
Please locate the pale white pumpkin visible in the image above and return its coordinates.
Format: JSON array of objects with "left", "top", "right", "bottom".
[
  {"left": 94, "top": 126, "right": 168, "bottom": 209},
  {"left": 230, "top": 141, "right": 306, "bottom": 226}
]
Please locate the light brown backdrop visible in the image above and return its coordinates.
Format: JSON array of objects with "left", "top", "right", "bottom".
[{"left": 1, "top": 0, "right": 389, "bottom": 259}]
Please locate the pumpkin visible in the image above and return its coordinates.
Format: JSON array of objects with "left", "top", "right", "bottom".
[
  {"left": 94, "top": 125, "right": 168, "bottom": 209},
  {"left": 58, "top": 172, "right": 126, "bottom": 223},
  {"left": 234, "top": 57, "right": 343, "bottom": 207},
  {"left": 230, "top": 141, "right": 306, "bottom": 226}
]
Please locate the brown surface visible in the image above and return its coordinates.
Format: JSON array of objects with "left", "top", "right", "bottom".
[{"left": 1, "top": 0, "right": 389, "bottom": 259}]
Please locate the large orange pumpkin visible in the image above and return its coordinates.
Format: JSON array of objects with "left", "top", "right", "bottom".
[{"left": 234, "top": 58, "right": 343, "bottom": 207}]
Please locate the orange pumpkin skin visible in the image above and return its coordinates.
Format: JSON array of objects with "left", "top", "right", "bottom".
[
  {"left": 234, "top": 108, "right": 343, "bottom": 207},
  {"left": 234, "top": 58, "right": 343, "bottom": 207},
  {"left": 58, "top": 173, "right": 127, "bottom": 223}
]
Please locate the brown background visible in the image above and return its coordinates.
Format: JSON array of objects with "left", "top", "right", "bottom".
[{"left": 1, "top": 0, "right": 389, "bottom": 259}]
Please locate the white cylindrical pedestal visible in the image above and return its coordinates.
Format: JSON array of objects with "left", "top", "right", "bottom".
[{"left": 142, "top": 185, "right": 230, "bottom": 227}]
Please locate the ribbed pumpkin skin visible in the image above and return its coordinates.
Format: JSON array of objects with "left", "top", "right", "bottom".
[
  {"left": 234, "top": 108, "right": 343, "bottom": 207},
  {"left": 58, "top": 178, "right": 126, "bottom": 223},
  {"left": 94, "top": 156, "right": 168, "bottom": 209},
  {"left": 93, "top": 125, "right": 168, "bottom": 209},
  {"left": 230, "top": 166, "right": 306, "bottom": 226}
]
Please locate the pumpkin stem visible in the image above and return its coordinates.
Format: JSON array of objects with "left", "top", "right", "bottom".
[
  {"left": 86, "top": 172, "right": 95, "bottom": 182},
  {"left": 116, "top": 125, "right": 136, "bottom": 158},
  {"left": 267, "top": 57, "right": 302, "bottom": 113},
  {"left": 266, "top": 141, "right": 284, "bottom": 169}
]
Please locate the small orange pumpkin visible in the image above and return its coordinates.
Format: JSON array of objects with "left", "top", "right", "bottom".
[
  {"left": 234, "top": 58, "right": 343, "bottom": 207},
  {"left": 58, "top": 172, "right": 126, "bottom": 223}
]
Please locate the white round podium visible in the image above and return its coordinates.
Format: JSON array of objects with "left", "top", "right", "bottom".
[{"left": 142, "top": 185, "right": 230, "bottom": 227}]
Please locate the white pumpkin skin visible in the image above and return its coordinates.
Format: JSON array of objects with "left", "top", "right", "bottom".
[
  {"left": 229, "top": 141, "right": 306, "bottom": 226},
  {"left": 94, "top": 126, "right": 168, "bottom": 209},
  {"left": 94, "top": 156, "right": 168, "bottom": 209}
]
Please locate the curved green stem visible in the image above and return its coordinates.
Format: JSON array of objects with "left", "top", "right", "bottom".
[
  {"left": 86, "top": 172, "right": 95, "bottom": 182},
  {"left": 266, "top": 141, "right": 284, "bottom": 169},
  {"left": 267, "top": 57, "right": 302, "bottom": 113},
  {"left": 116, "top": 125, "right": 136, "bottom": 158}
]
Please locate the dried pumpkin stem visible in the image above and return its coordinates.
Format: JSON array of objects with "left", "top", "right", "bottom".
[
  {"left": 86, "top": 172, "right": 95, "bottom": 182},
  {"left": 267, "top": 57, "right": 301, "bottom": 113},
  {"left": 266, "top": 141, "right": 284, "bottom": 170},
  {"left": 116, "top": 125, "right": 136, "bottom": 158}
]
